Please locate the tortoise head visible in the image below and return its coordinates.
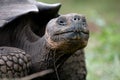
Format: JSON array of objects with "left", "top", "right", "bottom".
[{"left": 45, "top": 13, "right": 89, "bottom": 52}]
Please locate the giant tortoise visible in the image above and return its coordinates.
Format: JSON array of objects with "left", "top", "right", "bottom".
[{"left": 0, "top": 0, "right": 89, "bottom": 80}]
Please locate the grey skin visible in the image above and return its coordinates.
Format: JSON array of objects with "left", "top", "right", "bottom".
[
  {"left": 0, "top": 0, "right": 89, "bottom": 80},
  {"left": 45, "top": 14, "right": 89, "bottom": 80}
]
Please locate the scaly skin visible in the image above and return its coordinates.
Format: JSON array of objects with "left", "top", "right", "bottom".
[
  {"left": 0, "top": 47, "right": 31, "bottom": 79},
  {"left": 43, "top": 13, "right": 89, "bottom": 80},
  {"left": 0, "top": 13, "right": 89, "bottom": 80},
  {"left": 58, "top": 50, "right": 87, "bottom": 80}
]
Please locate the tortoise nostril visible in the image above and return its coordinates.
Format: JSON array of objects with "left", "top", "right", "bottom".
[
  {"left": 73, "top": 15, "right": 81, "bottom": 21},
  {"left": 74, "top": 18, "right": 76, "bottom": 20}
]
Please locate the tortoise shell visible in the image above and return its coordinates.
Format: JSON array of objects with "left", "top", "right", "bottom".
[{"left": 0, "top": 0, "right": 61, "bottom": 27}]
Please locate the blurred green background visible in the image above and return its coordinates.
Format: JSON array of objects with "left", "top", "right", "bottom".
[{"left": 38, "top": 0, "right": 120, "bottom": 80}]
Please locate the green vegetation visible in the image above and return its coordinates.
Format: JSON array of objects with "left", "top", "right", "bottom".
[{"left": 38, "top": 0, "right": 120, "bottom": 80}]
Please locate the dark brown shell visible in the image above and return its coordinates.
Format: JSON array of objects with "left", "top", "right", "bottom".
[{"left": 0, "top": 0, "right": 61, "bottom": 27}]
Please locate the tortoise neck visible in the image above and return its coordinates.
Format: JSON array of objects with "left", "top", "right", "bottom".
[
  {"left": 11, "top": 19, "right": 72, "bottom": 71},
  {"left": 31, "top": 38, "right": 72, "bottom": 71}
]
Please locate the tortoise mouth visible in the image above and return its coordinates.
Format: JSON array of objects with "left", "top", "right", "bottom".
[
  {"left": 54, "top": 27, "right": 89, "bottom": 36},
  {"left": 54, "top": 30, "right": 89, "bottom": 35},
  {"left": 54, "top": 29, "right": 89, "bottom": 40},
  {"left": 52, "top": 30, "right": 89, "bottom": 41}
]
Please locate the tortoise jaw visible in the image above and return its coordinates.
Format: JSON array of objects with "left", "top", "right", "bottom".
[
  {"left": 54, "top": 24, "right": 89, "bottom": 36},
  {"left": 53, "top": 29, "right": 89, "bottom": 40},
  {"left": 54, "top": 30, "right": 89, "bottom": 35}
]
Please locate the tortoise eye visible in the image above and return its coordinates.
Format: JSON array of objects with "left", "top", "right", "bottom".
[{"left": 56, "top": 17, "right": 67, "bottom": 26}]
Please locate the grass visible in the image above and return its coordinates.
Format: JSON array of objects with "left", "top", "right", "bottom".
[
  {"left": 38, "top": 0, "right": 120, "bottom": 80},
  {"left": 86, "top": 24, "right": 120, "bottom": 80}
]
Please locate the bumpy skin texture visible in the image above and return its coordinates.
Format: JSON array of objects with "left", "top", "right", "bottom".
[
  {"left": 0, "top": 47, "right": 31, "bottom": 78},
  {"left": 58, "top": 50, "right": 87, "bottom": 80},
  {"left": 0, "top": 0, "right": 61, "bottom": 79},
  {"left": 0, "top": 13, "right": 89, "bottom": 80},
  {"left": 0, "top": 1, "right": 89, "bottom": 79},
  {"left": 44, "top": 13, "right": 89, "bottom": 80}
]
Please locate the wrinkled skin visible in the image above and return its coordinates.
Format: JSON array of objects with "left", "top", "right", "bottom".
[
  {"left": 45, "top": 14, "right": 89, "bottom": 51},
  {"left": 0, "top": 13, "right": 89, "bottom": 80},
  {"left": 44, "top": 13, "right": 89, "bottom": 80}
]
